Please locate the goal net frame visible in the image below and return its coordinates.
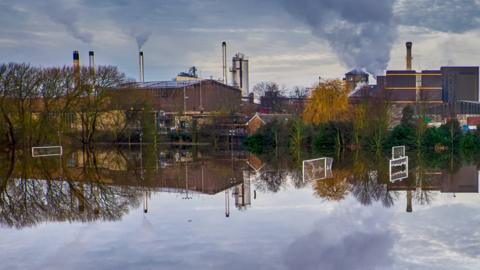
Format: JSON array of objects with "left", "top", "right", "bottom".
[
  {"left": 302, "top": 157, "right": 333, "bottom": 182},
  {"left": 31, "top": 146, "right": 63, "bottom": 157}
]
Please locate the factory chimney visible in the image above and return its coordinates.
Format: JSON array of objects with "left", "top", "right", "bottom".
[
  {"left": 88, "top": 51, "right": 95, "bottom": 69},
  {"left": 73, "top": 50, "right": 80, "bottom": 71},
  {"left": 222, "top": 41, "right": 227, "bottom": 85},
  {"left": 406, "top": 42, "right": 412, "bottom": 70},
  {"left": 73, "top": 50, "right": 80, "bottom": 85},
  {"left": 139, "top": 51, "right": 145, "bottom": 82}
]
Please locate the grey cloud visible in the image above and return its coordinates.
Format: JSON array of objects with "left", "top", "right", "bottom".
[
  {"left": 395, "top": 0, "right": 480, "bottom": 33},
  {"left": 1, "top": 0, "right": 480, "bottom": 86},
  {"left": 283, "top": 205, "right": 395, "bottom": 270},
  {"left": 41, "top": 1, "right": 93, "bottom": 44},
  {"left": 279, "top": 0, "right": 397, "bottom": 76},
  {"left": 284, "top": 230, "right": 394, "bottom": 270}
]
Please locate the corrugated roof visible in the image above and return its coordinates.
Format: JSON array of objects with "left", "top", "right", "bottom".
[{"left": 120, "top": 80, "right": 202, "bottom": 89}]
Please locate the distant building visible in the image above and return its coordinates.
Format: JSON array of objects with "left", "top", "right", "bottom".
[
  {"left": 175, "top": 66, "right": 202, "bottom": 82},
  {"left": 441, "top": 67, "right": 479, "bottom": 102},
  {"left": 245, "top": 112, "right": 292, "bottom": 135},
  {"left": 344, "top": 69, "right": 369, "bottom": 92},
  {"left": 382, "top": 70, "right": 443, "bottom": 104},
  {"left": 260, "top": 91, "right": 307, "bottom": 115}
]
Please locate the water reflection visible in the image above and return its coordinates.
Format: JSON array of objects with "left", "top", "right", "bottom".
[
  {"left": 0, "top": 147, "right": 250, "bottom": 228},
  {"left": 0, "top": 147, "right": 479, "bottom": 229}
]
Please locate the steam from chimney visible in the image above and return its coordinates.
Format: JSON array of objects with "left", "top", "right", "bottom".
[
  {"left": 44, "top": 2, "right": 93, "bottom": 44},
  {"left": 135, "top": 31, "right": 152, "bottom": 50},
  {"left": 280, "top": 0, "right": 396, "bottom": 76}
]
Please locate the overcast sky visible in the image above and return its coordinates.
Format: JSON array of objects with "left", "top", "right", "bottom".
[{"left": 0, "top": 0, "right": 479, "bottom": 88}]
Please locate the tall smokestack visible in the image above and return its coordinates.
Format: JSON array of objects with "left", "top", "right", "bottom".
[
  {"left": 139, "top": 51, "right": 144, "bottom": 82},
  {"left": 222, "top": 41, "right": 227, "bottom": 85},
  {"left": 73, "top": 50, "right": 80, "bottom": 71},
  {"left": 88, "top": 51, "right": 95, "bottom": 69},
  {"left": 73, "top": 50, "right": 80, "bottom": 85},
  {"left": 406, "top": 41, "right": 412, "bottom": 70}
]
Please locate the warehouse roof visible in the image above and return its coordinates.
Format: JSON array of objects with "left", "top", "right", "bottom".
[{"left": 120, "top": 80, "right": 202, "bottom": 89}]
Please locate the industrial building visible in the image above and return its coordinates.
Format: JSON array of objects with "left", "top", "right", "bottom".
[
  {"left": 111, "top": 79, "right": 241, "bottom": 113},
  {"left": 344, "top": 69, "right": 369, "bottom": 92},
  {"left": 348, "top": 42, "right": 480, "bottom": 125}
]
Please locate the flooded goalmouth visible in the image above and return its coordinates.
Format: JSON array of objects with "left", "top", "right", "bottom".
[
  {"left": 31, "top": 146, "right": 63, "bottom": 157},
  {"left": 302, "top": 157, "right": 333, "bottom": 182}
]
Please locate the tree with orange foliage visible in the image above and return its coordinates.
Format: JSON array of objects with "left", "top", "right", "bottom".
[{"left": 303, "top": 79, "right": 349, "bottom": 124}]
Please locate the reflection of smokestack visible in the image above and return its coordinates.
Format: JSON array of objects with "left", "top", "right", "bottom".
[
  {"left": 406, "top": 42, "right": 412, "bottom": 70},
  {"left": 139, "top": 51, "right": 145, "bottom": 82},
  {"left": 406, "top": 190, "right": 413, "bottom": 213},
  {"left": 225, "top": 189, "right": 230, "bottom": 218},
  {"left": 88, "top": 51, "right": 95, "bottom": 69},
  {"left": 143, "top": 191, "right": 148, "bottom": 213},
  {"left": 222, "top": 41, "right": 227, "bottom": 85},
  {"left": 73, "top": 50, "right": 80, "bottom": 85}
]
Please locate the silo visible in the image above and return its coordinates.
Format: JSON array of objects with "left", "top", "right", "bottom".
[{"left": 231, "top": 53, "right": 249, "bottom": 97}]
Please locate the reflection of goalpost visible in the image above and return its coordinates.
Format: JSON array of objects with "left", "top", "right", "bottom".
[
  {"left": 392, "top": 146, "right": 405, "bottom": 159},
  {"left": 31, "top": 146, "right": 63, "bottom": 157},
  {"left": 302, "top": 157, "right": 333, "bottom": 182},
  {"left": 389, "top": 146, "right": 408, "bottom": 182}
]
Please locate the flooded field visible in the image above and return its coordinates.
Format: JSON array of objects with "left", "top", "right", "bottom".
[{"left": 1, "top": 146, "right": 479, "bottom": 270}]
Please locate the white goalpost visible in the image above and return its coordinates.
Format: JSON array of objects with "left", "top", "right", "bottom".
[
  {"left": 389, "top": 145, "right": 408, "bottom": 182},
  {"left": 302, "top": 157, "right": 333, "bottom": 182},
  {"left": 31, "top": 146, "right": 63, "bottom": 157}
]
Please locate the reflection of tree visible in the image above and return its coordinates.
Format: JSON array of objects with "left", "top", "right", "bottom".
[
  {"left": 349, "top": 152, "right": 398, "bottom": 207},
  {"left": 414, "top": 189, "right": 434, "bottom": 205},
  {"left": 0, "top": 149, "right": 144, "bottom": 229},
  {"left": 255, "top": 170, "right": 288, "bottom": 193},
  {"left": 0, "top": 178, "right": 142, "bottom": 229},
  {"left": 313, "top": 172, "right": 350, "bottom": 201},
  {"left": 290, "top": 169, "right": 308, "bottom": 189}
]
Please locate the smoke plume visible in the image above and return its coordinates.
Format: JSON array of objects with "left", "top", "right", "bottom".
[
  {"left": 135, "top": 31, "right": 151, "bottom": 50},
  {"left": 281, "top": 0, "right": 397, "bottom": 76},
  {"left": 43, "top": 2, "right": 93, "bottom": 44}
]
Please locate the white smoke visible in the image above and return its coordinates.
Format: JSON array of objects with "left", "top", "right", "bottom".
[
  {"left": 280, "top": 0, "right": 397, "bottom": 76},
  {"left": 43, "top": 1, "right": 93, "bottom": 44},
  {"left": 348, "top": 81, "right": 368, "bottom": 97}
]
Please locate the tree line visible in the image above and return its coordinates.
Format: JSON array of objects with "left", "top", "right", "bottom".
[
  {"left": 0, "top": 63, "right": 127, "bottom": 149},
  {"left": 244, "top": 79, "right": 480, "bottom": 155}
]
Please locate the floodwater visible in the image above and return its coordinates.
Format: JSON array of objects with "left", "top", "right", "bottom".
[{"left": 1, "top": 146, "right": 480, "bottom": 270}]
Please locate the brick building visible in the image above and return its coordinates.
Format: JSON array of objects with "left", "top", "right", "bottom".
[
  {"left": 109, "top": 79, "right": 241, "bottom": 113},
  {"left": 245, "top": 113, "right": 292, "bottom": 135}
]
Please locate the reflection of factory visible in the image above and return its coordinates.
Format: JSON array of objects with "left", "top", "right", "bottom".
[
  {"left": 387, "top": 165, "right": 479, "bottom": 212},
  {"left": 233, "top": 173, "right": 252, "bottom": 209},
  {"left": 1, "top": 149, "right": 259, "bottom": 226}
]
